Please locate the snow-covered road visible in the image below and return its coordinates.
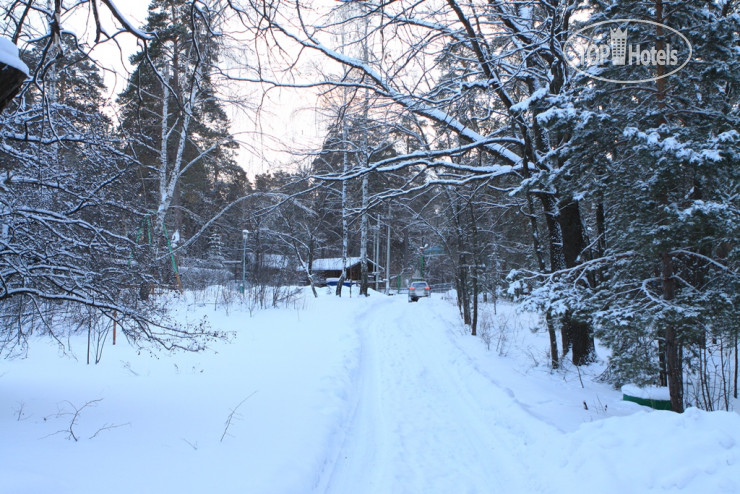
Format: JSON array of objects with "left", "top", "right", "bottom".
[
  {"left": 318, "top": 295, "right": 553, "bottom": 494},
  {"left": 3, "top": 288, "right": 740, "bottom": 494}
]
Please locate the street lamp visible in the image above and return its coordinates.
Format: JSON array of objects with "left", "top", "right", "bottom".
[{"left": 240, "top": 229, "right": 249, "bottom": 294}]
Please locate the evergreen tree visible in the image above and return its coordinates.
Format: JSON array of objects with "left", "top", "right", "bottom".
[
  {"left": 118, "top": 0, "right": 244, "bottom": 283},
  {"left": 537, "top": 0, "right": 740, "bottom": 411},
  {"left": 0, "top": 32, "right": 214, "bottom": 355}
]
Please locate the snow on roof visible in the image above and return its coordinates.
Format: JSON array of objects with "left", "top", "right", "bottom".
[
  {"left": 0, "top": 37, "right": 29, "bottom": 75},
  {"left": 312, "top": 257, "right": 374, "bottom": 271},
  {"left": 621, "top": 384, "right": 671, "bottom": 401}
]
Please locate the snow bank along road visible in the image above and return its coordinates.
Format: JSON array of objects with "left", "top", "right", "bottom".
[
  {"left": 314, "top": 293, "right": 740, "bottom": 494},
  {"left": 316, "top": 294, "right": 557, "bottom": 493}
]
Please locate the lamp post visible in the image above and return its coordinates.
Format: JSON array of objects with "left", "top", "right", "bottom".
[
  {"left": 240, "top": 229, "right": 249, "bottom": 294},
  {"left": 385, "top": 216, "right": 391, "bottom": 295}
]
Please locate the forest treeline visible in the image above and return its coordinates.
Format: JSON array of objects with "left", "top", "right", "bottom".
[{"left": 0, "top": 0, "right": 737, "bottom": 412}]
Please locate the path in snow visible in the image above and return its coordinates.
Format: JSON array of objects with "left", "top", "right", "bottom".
[
  {"left": 317, "top": 294, "right": 557, "bottom": 494},
  {"left": 4, "top": 289, "right": 740, "bottom": 493}
]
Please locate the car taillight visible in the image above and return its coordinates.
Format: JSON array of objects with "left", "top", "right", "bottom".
[
  {"left": 409, "top": 287, "right": 415, "bottom": 290},
  {"left": 425, "top": 286, "right": 430, "bottom": 290}
]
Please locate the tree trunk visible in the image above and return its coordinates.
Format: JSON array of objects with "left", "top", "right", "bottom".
[
  {"left": 558, "top": 198, "right": 596, "bottom": 365},
  {"left": 569, "top": 316, "right": 595, "bottom": 366},
  {"left": 462, "top": 280, "right": 471, "bottom": 326},
  {"left": 336, "top": 121, "right": 349, "bottom": 297},
  {"left": 469, "top": 203, "right": 479, "bottom": 336},
  {"left": 526, "top": 192, "right": 547, "bottom": 273},
  {"left": 525, "top": 191, "right": 558, "bottom": 367},
  {"left": 471, "top": 268, "right": 478, "bottom": 336},
  {"left": 540, "top": 193, "right": 564, "bottom": 271},
  {"left": 655, "top": 0, "right": 682, "bottom": 413},
  {"left": 358, "top": 7, "right": 370, "bottom": 298},
  {"left": 595, "top": 199, "right": 606, "bottom": 259},
  {"left": 561, "top": 317, "right": 572, "bottom": 359},
  {"left": 335, "top": 271, "right": 346, "bottom": 297},
  {"left": 658, "top": 338, "right": 668, "bottom": 386},
  {"left": 663, "top": 250, "right": 684, "bottom": 412},
  {"left": 732, "top": 333, "right": 739, "bottom": 400},
  {"left": 458, "top": 264, "right": 471, "bottom": 325},
  {"left": 546, "top": 312, "right": 559, "bottom": 369},
  {"left": 455, "top": 274, "right": 464, "bottom": 314},
  {"left": 360, "top": 172, "right": 369, "bottom": 297},
  {"left": 539, "top": 193, "right": 573, "bottom": 360},
  {"left": 734, "top": 332, "right": 738, "bottom": 400}
]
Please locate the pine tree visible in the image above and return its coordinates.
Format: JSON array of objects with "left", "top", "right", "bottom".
[
  {"left": 538, "top": 0, "right": 740, "bottom": 411},
  {"left": 118, "top": 0, "right": 243, "bottom": 282},
  {"left": 0, "top": 31, "right": 214, "bottom": 355}
]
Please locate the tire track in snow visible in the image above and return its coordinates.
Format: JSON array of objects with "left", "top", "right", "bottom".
[
  {"left": 317, "top": 295, "right": 553, "bottom": 494},
  {"left": 314, "top": 295, "right": 396, "bottom": 493}
]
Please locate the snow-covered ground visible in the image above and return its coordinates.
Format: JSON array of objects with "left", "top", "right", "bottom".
[{"left": 2, "top": 288, "right": 739, "bottom": 493}]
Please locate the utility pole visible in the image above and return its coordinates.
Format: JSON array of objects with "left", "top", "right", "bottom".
[
  {"left": 241, "top": 229, "right": 249, "bottom": 294},
  {"left": 374, "top": 214, "right": 380, "bottom": 291},
  {"left": 385, "top": 207, "right": 391, "bottom": 295}
]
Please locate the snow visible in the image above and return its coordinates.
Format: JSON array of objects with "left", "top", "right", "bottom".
[
  {"left": 701, "top": 149, "right": 723, "bottom": 162},
  {"left": 99, "top": 0, "right": 154, "bottom": 40},
  {"left": 0, "top": 36, "right": 29, "bottom": 75},
  {"left": 717, "top": 130, "right": 739, "bottom": 142},
  {"left": 535, "top": 103, "right": 578, "bottom": 126},
  {"left": 2, "top": 289, "right": 739, "bottom": 493},
  {"left": 622, "top": 384, "right": 671, "bottom": 401},
  {"left": 171, "top": 228, "right": 180, "bottom": 247},
  {"left": 510, "top": 87, "right": 548, "bottom": 113},
  {"left": 312, "top": 256, "right": 368, "bottom": 271}
]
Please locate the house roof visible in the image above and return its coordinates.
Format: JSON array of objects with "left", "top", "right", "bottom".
[{"left": 312, "top": 257, "right": 375, "bottom": 271}]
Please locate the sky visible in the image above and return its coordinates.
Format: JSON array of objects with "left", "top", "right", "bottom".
[
  {"left": 2, "top": 0, "right": 460, "bottom": 179},
  {"left": 2, "top": 0, "right": 330, "bottom": 179},
  {"left": 103, "top": 0, "right": 325, "bottom": 177}
]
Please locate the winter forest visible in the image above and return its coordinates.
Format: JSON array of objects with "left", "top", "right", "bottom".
[{"left": 0, "top": 0, "right": 738, "bottom": 424}]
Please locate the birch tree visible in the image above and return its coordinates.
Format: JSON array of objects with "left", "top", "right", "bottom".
[
  {"left": 118, "top": 0, "right": 241, "bottom": 282},
  {"left": 239, "top": 0, "right": 597, "bottom": 363},
  {"left": 0, "top": 27, "right": 216, "bottom": 356}
]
